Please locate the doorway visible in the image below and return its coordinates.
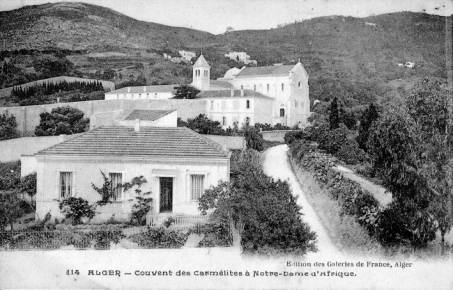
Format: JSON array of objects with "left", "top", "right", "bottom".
[{"left": 159, "top": 177, "right": 173, "bottom": 213}]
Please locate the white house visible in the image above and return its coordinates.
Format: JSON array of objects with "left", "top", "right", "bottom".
[
  {"left": 30, "top": 121, "right": 230, "bottom": 223},
  {"left": 105, "top": 85, "right": 176, "bottom": 100},
  {"left": 199, "top": 89, "right": 273, "bottom": 128},
  {"left": 179, "top": 50, "right": 196, "bottom": 62},
  {"left": 224, "top": 51, "right": 257, "bottom": 65}
]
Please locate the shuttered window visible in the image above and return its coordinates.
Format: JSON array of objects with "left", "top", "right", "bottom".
[
  {"left": 191, "top": 175, "right": 204, "bottom": 201},
  {"left": 109, "top": 173, "right": 123, "bottom": 201},
  {"left": 60, "top": 172, "right": 73, "bottom": 199}
]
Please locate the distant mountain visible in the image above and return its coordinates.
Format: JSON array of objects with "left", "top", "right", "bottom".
[
  {"left": 0, "top": 2, "right": 213, "bottom": 51},
  {"left": 0, "top": 2, "right": 449, "bottom": 106}
]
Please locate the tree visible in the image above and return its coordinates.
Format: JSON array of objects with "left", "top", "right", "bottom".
[
  {"left": 357, "top": 103, "right": 379, "bottom": 151},
  {"left": 405, "top": 78, "right": 453, "bottom": 247},
  {"left": 35, "top": 106, "right": 89, "bottom": 136},
  {"left": 0, "top": 190, "right": 24, "bottom": 231},
  {"left": 329, "top": 97, "right": 340, "bottom": 129},
  {"left": 367, "top": 106, "right": 437, "bottom": 248},
  {"left": 0, "top": 111, "right": 18, "bottom": 140},
  {"left": 183, "top": 114, "right": 225, "bottom": 135},
  {"left": 173, "top": 85, "right": 200, "bottom": 99},
  {"left": 199, "top": 150, "right": 317, "bottom": 255},
  {"left": 243, "top": 125, "right": 264, "bottom": 151}
]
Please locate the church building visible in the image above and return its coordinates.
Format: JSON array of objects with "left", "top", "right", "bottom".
[{"left": 105, "top": 55, "right": 311, "bottom": 128}]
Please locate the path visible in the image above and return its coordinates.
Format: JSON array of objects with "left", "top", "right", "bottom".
[
  {"left": 334, "top": 165, "right": 392, "bottom": 207},
  {"left": 262, "top": 144, "right": 341, "bottom": 256}
]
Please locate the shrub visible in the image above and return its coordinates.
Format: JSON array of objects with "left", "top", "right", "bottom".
[
  {"left": 130, "top": 227, "right": 189, "bottom": 248},
  {"left": 243, "top": 126, "right": 264, "bottom": 151},
  {"left": 197, "top": 220, "right": 233, "bottom": 247},
  {"left": 317, "top": 124, "right": 348, "bottom": 154},
  {"left": 335, "top": 139, "right": 367, "bottom": 165},
  {"left": 0, "top": 161, "right": 21, "bottom": 191},
  {"left": 59, "top": 197, "right": 96, "bottom": 225},
  {"left": 35, "top": 106, "right": 89, "bottom": 136},
  {"left": 284, "top": 130, "right": 304, "bottom": 145},
  {"left": 93, "top": 229, "right": 125, "bottom": 250},
  {"left": 0, "top": 111, "right": 18, "bottom": 140},
  {"left": 375, "top": 201, "right": 437, "bottom": 248}
]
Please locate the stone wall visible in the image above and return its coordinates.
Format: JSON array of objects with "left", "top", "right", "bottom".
[{"left": 0, "top": 99, "right": 208, "bottom": 136}]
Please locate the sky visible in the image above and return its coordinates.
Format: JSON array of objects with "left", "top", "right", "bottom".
[{"left": 0, "top": 0, "right": 452, "bottom": 34}]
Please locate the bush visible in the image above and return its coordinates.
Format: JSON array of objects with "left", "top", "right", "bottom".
[
  {"left": 284, "top": 130, "right": 304, "bottom": 145},
  {"left": 35, "top": 106, "right": 89, "bottom": 136},
  {"left": 243, "top": 126, "right": 264, "bottom": 151},
  {"left": 317, "top": 124, "right": 349, "bottom": 154},
  {"left": 93, "top": 229, "right": 125, "bottom": 250},
  {"left": 130, "top": 227, "right": 189, "bottom": 248},
  {"left": 0, "top": 161, "right": 20, "bottom": 191},
  {"left": 335, "top": 139, "right": 367, "bottom": 165},
  {"left": 375, "top": 201, "right": 437, "bottom": 248},
  {"left": 59, "top": 197, "right": 96, "bottom": 225},
  {"left": 197, "top": 220, "right": 232, "bottom": 247},
  {"left": 0, "top": 111, "right": 18, "bottom": 140}
]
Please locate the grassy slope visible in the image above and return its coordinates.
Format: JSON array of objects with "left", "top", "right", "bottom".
[{"left": 0, "top": 2, "right": 448, "bottom": 106}]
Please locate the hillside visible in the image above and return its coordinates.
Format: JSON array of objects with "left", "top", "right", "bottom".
[{"left": 0, "top": 2, "right": 449, "bottom": 108}]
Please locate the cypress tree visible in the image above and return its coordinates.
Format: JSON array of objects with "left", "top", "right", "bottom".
[{"left": 329, "top": 97, "right": 340, "bottom": 129}]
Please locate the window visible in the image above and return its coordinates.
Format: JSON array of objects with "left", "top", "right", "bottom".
[
  {"left": 138, "top": 93, "right": 141, "bottom": 99},
  {"left": 253, "top": 84, "right": 256, "bottom": 91},
  {"left": 60, "top": 172, "right": 73, "bottom": 199},
  {"left": 245, "top": 117, "right": 250, "bottom": 125},
  {"left": 204, "top": 70, "right": 208, "bottom": 77},
  {"left": 222, "top": 116, "right": 226, "bottom": 126},
  {"left": 191, "top": 175, "right": 204, "bottom": 200},
  {"left": 281, "top": 83, "right": 285, "bottom": 92},
  {"left": 266, "top": 84, "right": 270, "bottom": 93},
  {"left": 240, "top": 85, "right": 244, "bottom": 90},
  {"left": 210, "top": 100, "right": 214, "bottom": 110},
  {"left": 280, "top": 108, "right": 285, "bottom": 117},
  {"left": 109, "top": 173, "right": 123, "bottom": 201},
  {"left": 246, "top": 99, "right": 250, "bottom": 109},
  {"left": 298, "top": 81, "right": 301, "bottom": 88}
]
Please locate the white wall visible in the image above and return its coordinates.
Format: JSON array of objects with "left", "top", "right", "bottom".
[
  {"left": 105, "top": 91, "right": 174, "bottom": 100},
  {"left": 35, "top": 156, "right": 229, "bottom": 222},
  {"left": 20, "top": 155, "right": 37, "bottom": 176}
]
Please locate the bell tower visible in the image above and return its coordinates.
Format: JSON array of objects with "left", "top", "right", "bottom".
[{"left": 192, "top": 54, "right": 210, "bottom": 91}]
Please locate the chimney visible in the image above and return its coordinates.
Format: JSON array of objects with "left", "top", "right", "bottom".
[
  {"left": 240, "top": 88, "right": 244, "bottom": 97},
  {"left": 134, "top": 119, "right": 140, "bottom": 132},
  {"left": 127, "top": 87, "right": 131, "bottom": 93},
  {"left": 230, "top": 89, "right": 234, "bottom": 97}
]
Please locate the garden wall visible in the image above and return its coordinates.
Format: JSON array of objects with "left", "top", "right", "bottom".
[
  {"left": 0, "top": 134, "right": 79, "bottom": 162},
  {"left": 0, "top": 99, "right": 208, "bottom": 136},
  {"left": 261, "top": 130, "right": 293, "bottom": 142}
]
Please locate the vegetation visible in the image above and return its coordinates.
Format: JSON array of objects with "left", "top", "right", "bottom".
[
  {"left": 0, "top": 112, "right": 18, "bottom": 140},
  {"left": 122, "top": 176, "right": 153, "bottom": 225},
  {"left": 329, "top": 97, "right": 340, "bottom": 129},
  {"left": 35, "top": 106, "right": 89, "bottom": 136},
  {"left": 178, "top": 114, "right": 226, "bottom": 135},
  {"left": 172, "top": 85, "right": 200, "bottom": 99},
  {"left": 129, "top": 227, "right": 189, "bottom": 248},
  {"left": 9, "top": 80, "right": 105, "bottom": 106},
  {"left": 58, "top": 197, "right": 96, "bottom": 225},
  {"left": 357, "top": 103, "right": 379, "bottom": 151},
  {"left": 91, "top": 171, "right": 116, "bottom": 206},
  {"left": 199, "top": 149, "right": 317, "bottom": 255},
  {"left": 243, "top": 125, "right": 264, "bottom": 151}
]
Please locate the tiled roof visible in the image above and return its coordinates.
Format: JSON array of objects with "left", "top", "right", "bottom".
[
  {"left": 193, "top": 54, "right": 210, "bottom": 68},
  {"left": 197, "top": 89, "right": 272, "bottom": 99},
  {"left": 124, "top": 110, "right": 175, "bottom": 121},
  {"left": 36, "top": 126, "right": 229, "bottom": 159},
  {"left": 107, "top": 85, "right": 177, "bottom": 94},
  {"left": 236, "top": 65, "right": 295, "bottom": 77},
  {"left": 209, "top": 80, "right": 234, "bottom": 89}
]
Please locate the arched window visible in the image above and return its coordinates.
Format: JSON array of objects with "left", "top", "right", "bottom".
[
  {"left": 246, "top": 99, "right": 250, "bottom": 109},
  {"left": 298, "top": 81, "right": 301, "bottom": 88},
  {"left": 281, "top": 83, "right": 284, "bottom": 92},
  {"left": 280, "top": 108, "right": 285, "bottom": 117},
  {"left": 266, "top": 84, "right": 270, "bottom": 93},
  {"left": 222, "top": 116, "right": 226, "bottom": 126}
]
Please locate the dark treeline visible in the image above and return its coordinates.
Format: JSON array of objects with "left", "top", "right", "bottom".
[
  {"left": 11, "top": 80, "right": 105, "bottom": 101},
  {"left": 0, "top": 49, "right": 85, "bottom": 60}
]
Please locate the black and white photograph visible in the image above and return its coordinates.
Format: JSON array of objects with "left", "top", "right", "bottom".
[{"left": 0, "top": 0, "right": 452, "bottom": 289}]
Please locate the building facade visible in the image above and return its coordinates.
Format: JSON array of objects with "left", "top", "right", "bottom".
[{"left": 29, "top": 118, "right": 230, "bottom": 222}]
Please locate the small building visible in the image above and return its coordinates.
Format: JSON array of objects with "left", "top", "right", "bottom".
[
  {"left": 179, "top": 50, "right": 196, "bottom": 62},
  {"left": 105, "top": 85, "right": 176, "bottom": 100},
  {"left": 31, "top": 123, "right": 230, "bottom": 222},
  {"left": 199, "top": 89, "right": 273, "bottom": 128}
]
